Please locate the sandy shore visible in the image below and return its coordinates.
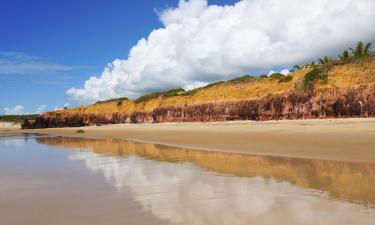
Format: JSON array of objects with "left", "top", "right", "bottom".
[
  {"left": 0, "top": 123, "right": 20, "bottom": 134},
  {"left": 0, "top": 122, "right": 19, "bottom": 127},
  {"left": 2, "top": 118, "right": 375, "bottom": 163}
]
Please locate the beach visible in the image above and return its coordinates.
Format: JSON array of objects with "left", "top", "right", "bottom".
[
  {"left": 0, "top": 122, "right": 19, "bottom": 128},
  {"left": 3, "top": 133, "right": 375, "bottom": 225},
  {"left": 3, "top": 118, "right": 375, "bottom": 163}
]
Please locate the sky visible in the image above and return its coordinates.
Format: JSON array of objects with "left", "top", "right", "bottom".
[{"left": 1, "top": 0, "right": 374, "bottom": 115}]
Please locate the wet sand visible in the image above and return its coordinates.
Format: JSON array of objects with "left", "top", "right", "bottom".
[
  {"left": 6, "top": 118, "right": 375, "bottom": 163},
  {"left": 1, "top": 135, "right": 375, "bottom": 225}
]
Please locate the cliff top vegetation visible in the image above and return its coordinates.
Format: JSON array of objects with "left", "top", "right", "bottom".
[{"left": 0, "top": 114, "right": 38, "bottom": 123}]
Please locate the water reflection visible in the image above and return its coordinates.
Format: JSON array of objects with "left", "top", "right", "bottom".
[
  {"left": 0, "top": 133, "right": 35, "bottom": 147},
  {"left": 36, "top": 137, "right": 375, "bottom": 225}
]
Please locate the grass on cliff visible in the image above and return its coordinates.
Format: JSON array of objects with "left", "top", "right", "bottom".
[
  {"left": 303, "top": 67, "right": 328, "bottom": 90},
  {"left": 181, "top": 74, "right": 293, "bottom": 97},
  {"left": 97, "top": 71, "right": 294, "bottom": 104},
  {"left": 227, "top": 75, "right": 254, "bottom": 83},
  {"left": 269, "top": 73, "right": 293, "bottom": 83},
  {"left": 180, "top": 81, "right": 226, "bottom": 96},
  {"left": 95, "top": 97, "right": 129, "bottom": 105},
  {"left": 135, "top": 88, "right": 185, "bottom": 103}
]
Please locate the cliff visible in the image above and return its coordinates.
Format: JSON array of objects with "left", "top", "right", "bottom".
[{"left": 23, "top": 57, "right": 375, "bottom": 128}]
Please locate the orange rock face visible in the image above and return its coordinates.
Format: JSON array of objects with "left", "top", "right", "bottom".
[
  {"left": 22, "top": 59, "right": 375, "bottom": 128},
  {"left": 23, "top": 84, "right": 375, "bottom": 128}
]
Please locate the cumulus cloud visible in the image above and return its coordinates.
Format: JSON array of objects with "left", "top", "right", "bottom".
[
  {"left": 36, "top": 105, "right": 47, "bottom": 114},
  {"left": 54, "top": 103, "right": 69, "bottom": 111},
  {"left": 268, "top": 69, "right": 290, "bottom": 76},
  {"left": 280, "top": 69, "right": 290, "bottom": 76},
  {"left": 4, "top": 105, "right": 26, "bottom": 115},
  {"left": 67, "top": 149, "right": 375, "bottom": 225},
  {"left": 3, "top": 104, "right": 52, "bottom": 115},
  {"left": 67, "top": 0, "right": 375, "bottom": 103}
]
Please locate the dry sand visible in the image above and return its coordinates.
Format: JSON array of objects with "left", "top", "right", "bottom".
[
  {"left": 2, "top": 118, "right": 375, "bottom": 163},
  {"left": 0, "top": 122, "right": 19, "bottom": 128},
  {"left": 0, "top": 123, "right": 20, "bottom": 134}
]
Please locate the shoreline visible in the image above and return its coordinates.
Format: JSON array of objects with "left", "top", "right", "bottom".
[{"left": 2, "top": 118, "right": 375, "bottom": 163}]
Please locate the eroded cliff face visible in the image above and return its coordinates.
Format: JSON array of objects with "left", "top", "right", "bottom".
[
  {"left": 22, "top": 59, "right": 375, "bottom": 128},
  {"left": 24, "top": 84, "right": 375, "bottom": 128},
  {"left": 155, "top": 86, "right": 375, "bottom": 122}
]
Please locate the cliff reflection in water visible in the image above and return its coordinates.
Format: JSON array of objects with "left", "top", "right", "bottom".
[{"left": 36, "top": 137, "right": 375, "bottom": 208}]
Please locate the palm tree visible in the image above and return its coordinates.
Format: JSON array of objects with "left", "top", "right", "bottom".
[
  {"left": 338, "top": 50, "right": 350, "bottom": 61},
  {"left": 364, "top": 42, "right": 372, "bottom": 57},
  {"left": 349, "top": 41, "right": 362, "bottom": 58},
  {"left": 319, "top": 56, "right": 331, "bottom": 65},
  {"left": 349, "top": 41, "right": 372, "bottom": 58}
]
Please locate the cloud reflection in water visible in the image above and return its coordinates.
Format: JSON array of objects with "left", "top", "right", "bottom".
[{"left": 37, "top": 137, "right": 375, "bottom": 225}]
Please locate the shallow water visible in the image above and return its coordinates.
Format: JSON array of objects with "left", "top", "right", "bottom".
[{"left": 1, "top": 134, "right": 375, "bottom": 225}]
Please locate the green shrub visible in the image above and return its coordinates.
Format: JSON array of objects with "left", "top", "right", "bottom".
[
  {"left": 162, "top": 88, "right": 185, "bottom": 98},
  {"left": 135, "top": 88, "right": 186, "bottom": 103},
  {"left": 227, "top": 75, "right": 254, "bottom": 83},
  {"left": 269, "top": 73, "right": 286, "bottom": 80},
  {"left": 180, "top": 89, "right": 198, "bottom": 96},
  {"left": 259, "top": 74, "right": 268, "bottom": 78},
  {"left": 95, "top": 97, "right": 129, "bottom": 105},
  {"left": 279, "top": 75, "right": 293, "bottom": 83},
  {"left": 134, "top": 92, "right": 162, "bottom": 103},
  {"left": 303, "top": 67, "right": 328, "bottom": 90},
  {"left": 0, "top": 114, "right": 39, "bottom": 123}
]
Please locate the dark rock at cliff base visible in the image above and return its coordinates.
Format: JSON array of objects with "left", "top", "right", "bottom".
[
  {"left": 22, "top": 114, "right": 86, "bottom": 129},
  {"left": 21, "top": 119, "right": 31, "bottom": 129}
]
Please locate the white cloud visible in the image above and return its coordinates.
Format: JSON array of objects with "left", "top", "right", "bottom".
[
  {"left": 3, "top": 104, "right": 55, "bottom": 115},
  {"left": 280, "top": 69, "right": 290, "bottom": 76},
  {"left": 4, "top": 138, "right": 26, "bottom": 147},
  {"left": 67, "top": 149, "right": 375, "bottom": 225},
  {"left": 53, "top": 103, "right": 69, "bottom": 111},
  {"left": 36, "top": 105, "right": 47, "bottom": 114},
  {"left": 183, "top": 81, "right": 209, "bottom": 91},
  {"left": 4, "top": 105, "right": 26, "bottom": 115},
  {"left": 67, "top": 0, "right": 375, "bottom": 103},
  {"left": 267, "top": 69, "right": 289, "bottom": 76},
  {"left": 0, "top": 52, "right": 89, "bottom": 75}
]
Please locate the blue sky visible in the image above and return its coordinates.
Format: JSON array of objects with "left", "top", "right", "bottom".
[
  {"left": 0, "top": 0, "right": 237, "bottom": 114},
  {"left": 1, "top": 0, "right": 374, "bottom": 114}
]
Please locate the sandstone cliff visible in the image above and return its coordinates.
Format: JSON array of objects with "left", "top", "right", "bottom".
[{"left": 23, "top": 57, "right": 375, "bottom": 128}]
